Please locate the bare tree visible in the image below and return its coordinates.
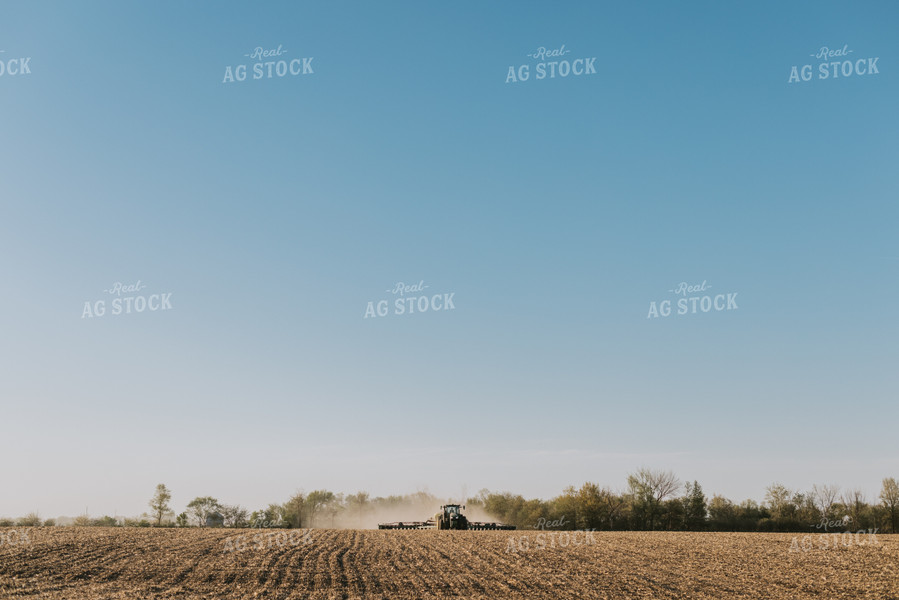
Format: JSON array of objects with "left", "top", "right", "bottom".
[
  {"left": 600, "top": 487, "right": 627, "bottom": 529},
  {"left": 650, "top": 470, "right": 681, "bottom": 504},
  {"left": 880, "top": 478, "right": 899, "bottom": 533},
  {"left": 627, "top": 468, "right": 680, "bottom": 530},
  {"left": 841, "top": 488, "right": 866, "bottom": 529},
  {"left": 811, "top": 484, "right": 840, "bottom": 522}
]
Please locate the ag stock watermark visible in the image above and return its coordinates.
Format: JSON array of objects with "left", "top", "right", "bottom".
[
  {"left": 0, "top": 529, "right": 31, "bottom": 548},
  {"left": 222, "top": 43, "right": 314, "bottom": 84},
  {"left": 789, "top": 529, "right": 879, "bottom": 553},
  {"left": 0, "top": 49, "right": 32, "bottom": 77},
  {"left": 81, "top": 280, "right": 173, "bottom": 319},
  {"left": 788, "top": 44, "right": 879, "bottom": 83},
  {"left": 363, "top": 280, "right": 456, "bottom": 319},
  {"left": 534, "top": 516, "right": 569, "bottom": 530},
  {"left": 647, "top": 279, "right": 738, "bottom": 319},
  {"left": 814, "top": 515, "right": 853, "bottom": 532},
  {"left": 505, "top": 44, "right": 596, "bottom": 83},
  {"left": 222, "top": 529, "right": 311, "bottom": 554},
  {"left": 506, "top": 528, "right": 596, "bottom": 553}
]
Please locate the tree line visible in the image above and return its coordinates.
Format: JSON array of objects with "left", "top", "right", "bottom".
[
  {"left": 475, "top": 471, "right": 899, "bottom": 533},
  {"left": 4, "top": 471, "right": 898, "bottom": 533}
]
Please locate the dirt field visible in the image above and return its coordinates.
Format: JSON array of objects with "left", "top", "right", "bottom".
[{"left": 1, "top": 527, "right": 897, "bottom": 599}]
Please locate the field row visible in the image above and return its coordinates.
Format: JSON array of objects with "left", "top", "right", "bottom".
[{"left": 1, "top": 528, "right": 897, "bottom": 599}]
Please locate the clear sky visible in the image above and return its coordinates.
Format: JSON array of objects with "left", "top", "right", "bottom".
[{"left": 1, "top": 0, "right": 897, "bottom": 519}]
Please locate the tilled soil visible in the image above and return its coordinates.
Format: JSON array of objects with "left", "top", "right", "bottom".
[{"left": 0, "top": 527, "right": 897, "bottom": 599}]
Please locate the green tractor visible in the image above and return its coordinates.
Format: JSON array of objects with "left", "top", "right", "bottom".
[
  {"left": 434, "top": 504, "right": 468, "bottom": 530},
  {"left": 378, "top": 504, "right": 515, "bottom": 530}
]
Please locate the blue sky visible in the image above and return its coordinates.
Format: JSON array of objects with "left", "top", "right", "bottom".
[{"left": 1, "top": 1, "right": 897, "bottom": 518}]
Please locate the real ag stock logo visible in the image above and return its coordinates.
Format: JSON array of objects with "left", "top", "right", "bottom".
[
  {"left": 222, "top": 43, "right": 314, "bottom": 84},
  {"left": 788, "top": 44, "right": 879, "bottom": 83},
  {"left": 505, "top": 44, "right": 596, "bottom": 83},
  {"left": 222, "top": 529, "right": 311, "bottom": 555},
  {"left": 789, "top": 529, "right": 879, "bottom": 553},
  {"left": 81, "top": 280, "right": 173, "bottom": 319},
  {"left": 506, "top": 529, "right": 597, "bottom": 553},
  {"left": 363, "top": 280, "right": 456, "bottom": 319},
  {"left": 646, "top": 280, "right": 738, "bottom": 319},
  {"left": 0, "top": 49, "right": 32, "bottom": 77},
  {"left": 0, "top": 529, "right": 30, "bottom": 547}
]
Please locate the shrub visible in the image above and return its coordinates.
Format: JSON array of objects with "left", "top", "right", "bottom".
[
  {"left": 123, "top": 518, "right": 151, "bottom": 527},
  {"left": 16, "top": 513, "right": 42, "bottom": 527}
]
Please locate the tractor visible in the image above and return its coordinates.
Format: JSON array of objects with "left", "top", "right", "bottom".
[
  {"left": 434, "top": 504, "right": 468, "bottom": 530},
  {"left": 378, "top": 504, "right": 515, "bottom": 530}
]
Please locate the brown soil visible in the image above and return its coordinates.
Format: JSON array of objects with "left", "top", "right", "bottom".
[{"left": 1, "top": 527, "right": 896, "bottom": 599}]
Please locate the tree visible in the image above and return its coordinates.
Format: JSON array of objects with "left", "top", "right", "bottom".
[
  {"left": 283, "top": 493, "right": 305, "bottom": 528},
  {"left": 74, "top": 515, "right": 92, "bottom": 527},
  {"left": 682, "top": 481, "right": 707, "bottom": 530},
  {"left": 764, "top": 484, "right": 795, "bottom": 521},
  {"left": 553, "top": 486, "right": 580, "bottom": 529},
  {"left": 627, "top": 469, "right": 680, "bottom": 530},
  {"left": 880, "top": 477, "right": 899, "bottom": 533},
  {"left": 346, "top": 491, "right": 370, "bottom": 516},
  {"left": 304, "top": 490, "right": 336, "bottom": 527},
  {"left": 343, "top": 492, "right": 370, "bottom": 528},
  {"left": 599, "top": 487, "right": 627, "bottom": 530},
  {"left": 186, "top": 497, "right": 222, "bottom": 527},
  {"left": 250, "top": 504, "right": 286, "bottom": 528},
  {"left": 661, "top": 497, "right": 685, "bottom": 530},
  {"left": 841, "top": 489, "right": 870, "bottom": 530},
  {"left": 221, "top": 504, "right": 249, "bottom": 528},
  {"left": 149, "top": 484, "right": 173, "bottom": 526},
  {"left": 574, "top": 483, "right": 606, "bottom": 530},
  {"left": 811, "top": 484, "right": 840, "bottom": 523},
  {"left": 708, "top": 495, "right": 737, "bottom": 530},
  {"left": 739, "top": 499, "right": 770, "bottom": 531},
  {"left": 480, "top": 491, "right": 530, "bottom": 528},
  {"left": 763, "top": 484, "right": 812, "bottom": 530},
  {"left": 793, "top": 492, "right": 818, "bottom": 527},
  {"left": 326, "top": 496, "right": 344, "bottom": 528}
]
